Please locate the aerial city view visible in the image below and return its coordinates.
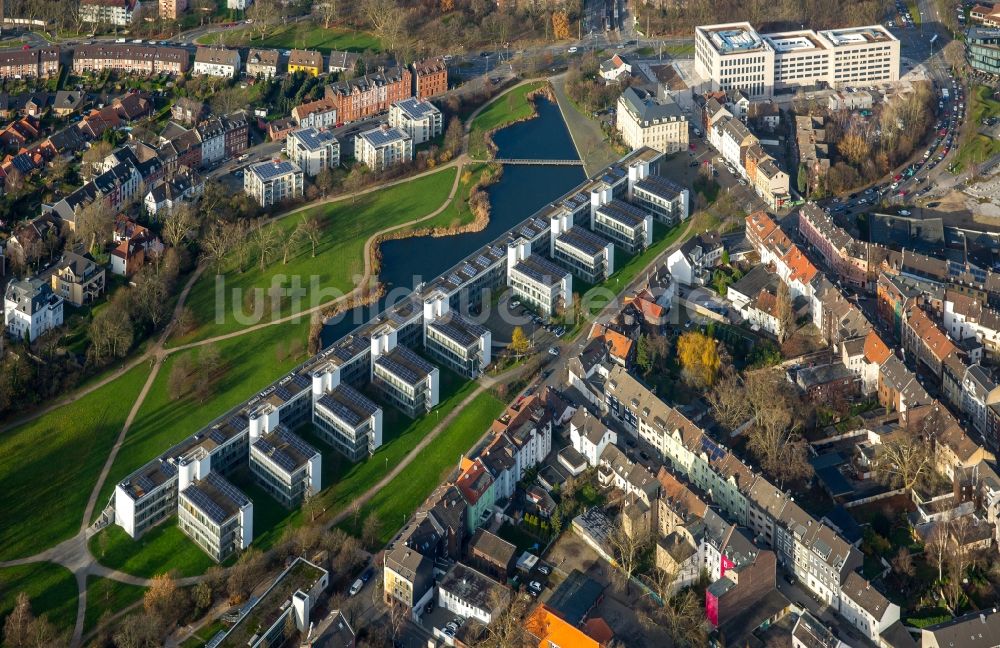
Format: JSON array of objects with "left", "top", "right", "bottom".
[{"left": 7, "top": 0, "right": 1000, "bottom": 646}]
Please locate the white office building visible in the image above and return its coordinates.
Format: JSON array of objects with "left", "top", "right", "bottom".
[
  {"left": 370, "top": 327, "right": 440, "bottom": 417},
  {"left": 506, "top": 238, "right": 573, "bottom": 317},
  {"left": 388, "top": 98, "right": 444, "bottom": 145},
  {"left": 355, "top": 125, "right": 413, "bottom": 172},
  {"left": 616, "top": 87, "right": 689, "bottom": 154},
  {"left": 311, "top": 364, "right": 384, "bottom": 462},
  {"left": 4, "top": 278, "right": 64, "bottom": 341},
  {"left": 630, "top": 174, "right": 689, "bottom": 225},
  {"left": 422, "top": 291, "right": 492, "bottom": 379},
  {"left": 286, "top": 127, "right": 341, "bottom": 177},
  {"left": 248, "top": 425, "right": 322, "bottom": 508},
  {"left": 548, "top": 208, "right": 614, "bottom": 283},
  {"left": 177, "top": 471, "right": 253, "bottom": 562},
  {"left": 593, "top": 200, "right": 654, "bottom": 254},
  {"left": 694, "top": 22, "right": 899, "bottom": 98},
  {"left": 244, "top": 159, "right": 304, "bottom": 207}
]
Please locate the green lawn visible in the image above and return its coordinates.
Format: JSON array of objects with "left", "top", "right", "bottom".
[
  {"left": 906, "top": 1, "right": 921, "bottom": 25},
  {"left": 0, "top": 363, "right": 151, "bottom": 562},
  {"left": 340, "top": 390, "right": 505, "bottom": 546},
  {"left": 196, "top": 23, "right": 381, "bottom": 53},
  {"left": 90, "top": 523, "right": 216, "bottom": 579},
  {"left": 665, "top": 42, "right": 695, "bottom": 57},
  {"left": 94, "top": 321, "right": 311, "bottom": 520},
  {"left": 171, "top": 167, "right": 457, "bottom": 344},
  {"left": 469, "top": 81, "right": 547, "bottom": 159},
  {"left": 84, "top": 576, "right": 146, "bottom": 633},
  {"left": 181, "top": 619, "right": 229, "bottom": 648},
  {"left": 0, "top": 563, "right": 78, "bottom": 633},
  {"left": 429, "top": 163, "right": 496, "bottom": 231},
  {"left": 955, "top": 86, "right": 1000, "bottom": 172}
]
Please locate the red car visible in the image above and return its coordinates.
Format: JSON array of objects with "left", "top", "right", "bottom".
[
  {"left": 21, "top": 44, "right": 29, "bottom": 51},
  {"left": 893, "top": 174, "right": 902, "bottom": 182}
]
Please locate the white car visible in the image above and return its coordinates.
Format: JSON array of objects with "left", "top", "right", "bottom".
[
  {"left": 568, "top": 46, "right": 578, "bottom": 53},
  {"left": 548, "top": 346, "right": 560, "bottom": 357},
  {"left": 349, "top": 579, "right": 363, "bottom": 596}
]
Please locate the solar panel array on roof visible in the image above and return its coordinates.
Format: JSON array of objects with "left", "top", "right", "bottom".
[
  {"left": 291, "top": 127, "right": 337, "bottom": 152},
  {"left": 360, "top": 126, "right": 409, "bottom": 147},
  {"left": 254, "top": 427, "right": 318, "bottom": 473},
  {"left": 318, "top": 383, "right": 379, "bottom": 427},
  {"left": 376, "top": 346, "right": 435, "bottom": 384},
  {"left": 430, "top": 313, "right": 488, "bottom": 347},
  {"left": 135, "top": 474, "right": 156, "bottom": 495},
  {"left": 557, "top": 227, "right": 609, "bottom": 257},
  {"left": 513, "top": 255, "right": 568, "bottom": 286},
  {"left": 207, "top": 471, "right": 250, "bottom": 507},
  {"left": 396, "top": 97, "right": 438, "bottom": 120},
  {"left": 184, "top": 486, "right": 229, "bottom": 523},
  {"left": 251, "top": 160, "right": 299, "bottom": 181},
  {"left": 701, "top": 436, "right": 726, "bottom": 463},
  {"left": 597, "top": 200, "right": 649, "bottom": 228},
  {"left": 635, "top": 174, "right": 685, "bottom": 200}
]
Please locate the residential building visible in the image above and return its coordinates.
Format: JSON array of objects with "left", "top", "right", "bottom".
[
  {"left": 593, "top": 199, "right": 653, "bottom": 254},
  {"left": 287, "top": 49, "right": 323, "bottom": 76},
  {"left": 469, "top": 529, "right": 517, "bottom": 579},
  {"left": 73, "top": 44, "right": 189, "bottom": 75},
  {"left": 616, "top": 87, "right": 689, "bottom": 153},
  {"left": 371, "top": 342, "right": 440, "bottom": 417},
  {"left": 694, "top": 22, "right": 900, "bottom": 98},
  {"left": 193, "top": 47, "right": 240, "bottom": 78},
  {"left": 792, "top": 612, "right": 844, "bottom": 648},
  {"left": 384, "top": 546, "right": 434, "bottom": 609},
  {"left": 411, "top": 57, "right": 448, "bottom": 98},
  {"left": 52, "top": 91, "right": 84, "bottom": 117},
  {"left": 177, "top": 471, "right": 253, "bottom": 562},
  {"left": 292, "top": 97, "right": 338, "bottom": 130},
  {"left": 245, "top": 48, "right": 279, "bottom": 78},
  {"left": 227, "top": 0, "right": 251, "bottom": 7},
  {"left": 327, "top": 50, "right": 360, "bottom": 74},
  {"left": 437, "top": 563, "right": 509, "bottom": 624},
  {"left": 4, "top": 278, "right": 63, "bottom": 340},
  {"left": 159, "top": 0, "right": 186, "bottom": 19},
  {"left": 248, "top": 426, "right": 321, "bottom": 508},
  {"left": 79, "top": 0, "right": 141, "bottom": 26},
  {"left": 902, "top": 305, "right": 957, "bottom": 379},
  {"left": 0, "top": 47, "right": 60, "bottom": 79},
  {"left": 600, "top": 53, "right": 632, "bottom": 82},
  {"left": 170, "top": 97, "right": 205, "bottom": 125},
  {"left": 143, "top": 169, "right": 203, "bottom": 217},
  {"left": 110, "top": 222, "right": 162, "bottom": 276},
  {"left": 569, "top": 408, "right": 616, "bottom": 468},
  {"left": 667, "top": 231, "right": 723, "bottom": 286},
  {"left": 50, "top": 251, "right": 105, "bottom": 307},
  {"left": 456, "top": 458, "right": 496, "bottom": 533},
  {"left": 325, "top": 67, "right": 412, "bottom": 122},
  {"left": 525, "top": 603, "right": 613, "bottom": 648},
  {"left": 630, "top": 173, "right": 689, "bottom": 225},
  {"left": 312, "top": 380, "right": 383, "bottom": 461},
  {"left": 215, "top": 558, "right": 329, "bottom": 648},
  {"left": 922, "top": 609, "right": 1000, "bottom": 648},
  {"left": 244, "top": 159, "right": 303, "bottom": 207},
  {"left": 354, "top": 125, "right": 413, "bottom": 171},
  {"left": 838, "top": 571, "right": 901, "bottom": 644},
  {"left": 553, "top": 225, "right": 615, "bottom": 283},
  {"left": 197, "top": 117, "right": 226, "bottom": 166},
  {"left": 507, "top": 239, "right": 573, "bottom": 316},
  {"left": 222, "top": 111, "right": 249, "bottom": 160},
  {"left": 388, "top": 97, "right": 442, "bottom": 145},
  {"left": 286, "top": 127, "right": 340, "bottom": 177}
]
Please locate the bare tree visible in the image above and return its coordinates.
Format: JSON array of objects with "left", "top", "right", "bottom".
[
  {"left": 362, "top": 0, "right": 406, "bottom": 55},
  {"left": 872, "top": 431, "right": 932, "bottom": 492},
  {"left": 313, "top": 0, "right": 340, "bottom": 27},
  {"left": 3, "top": 592, "right": 33, "bottom": 648},
  {"left": 252, "top": 221, "right": 281, "bottom": 271},
  {"left": 200, "top": 219, "right": 233, "bottom": 271},
  {"left": 707, "top": 370, "right": 750, "bottom": 431},
  {"left": 297, "top": 216, "right": 323, "bottom": 257},
  {"left": 162, "top": 204, "right": 198, "bottom": 248},
  {"left": 362, "top": 514, "right": 383, "bottom": 547},
  {"left": 638, "top": 567, "right": 708, "bottom": 648},
  {"left": 775, "top": 280, "right": 794, "bottom": 342},
  {"left": 88, "top": 307, "right": 134, "bottom": 365},
  {"left": 743, "top": 369, "right": 812, "bottom": 486},
  {"left": 281, "top": 224, "right": 305, "bottom": 265},
  {"left": 112, "top": 612, "right": 160, "bottom": 648},
  {"left": 475, "top": 591, "right": 530, "bottom": 648},
  {"left": 247, "top": 0, "right": 280, "bottom": 38},
  {"left": 606, "top": 523, "right": 650, "bottom": 595},
  {"left": 74, "top": 199, "right": 113, "bottom": 254},
  {"left": 926, "top": 523, "right": 948, "bottom": 584}
]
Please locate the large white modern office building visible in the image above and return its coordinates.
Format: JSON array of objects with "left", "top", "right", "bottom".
[{"left": 694, "top": 22, "right": 899, "bottom": 98}]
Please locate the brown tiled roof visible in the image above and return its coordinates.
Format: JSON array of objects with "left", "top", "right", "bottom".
[{"left": 863, "top": 330, "right": 892, "bottom": 365}]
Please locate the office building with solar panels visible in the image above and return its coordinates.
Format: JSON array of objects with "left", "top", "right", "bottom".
[
  {"left": 355, "top": 125, "right": 414, "bottom": 172},
  {"left": 593, "top": 200, "right": 654, "bottom": 255},
  {"left": 313, "top": 381, "right": 384, "bottom": 461},
  {"left": 507, "top": 238, "right": 573, "bottom": 317},
  {"left": 249, "top": 426, "right": 322, "bottom": 508},
  {"left": 372, "top": 338, "right": 440, "bottom": 417},
  {"left": 548, "top": 208, "right": 615, "bottom": 284},
  {"left": 178, "top": 471, "right": 253, "bottom": 562},
  {"left": 244, "top": 158, "right": 304, "bottom": 207},
  {"left": 422, "top": 291, "right": 492, "bottom": 379},
  {"left": 388, "top": 97, "right": 443, "bottom": 145}
]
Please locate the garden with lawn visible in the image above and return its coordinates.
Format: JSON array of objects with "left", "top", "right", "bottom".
[
  {"left": 84, "top": 576, "right": 146, "bottom": 633},
  {"left": 170, "top": 167, "right": 457, "bottom": 345},
  {"left": 0, "top": 363, "right": 151, "bottom": 562},
  {"left": 197, "top": 23, "right": 380, "bottom": 53},
  {"left": 339, "top": 389, "right": 505, "bottom": 547},
  {"left": 94, "top": 320, "right": 311, "bottom": 521},
  {"left": 955, "top": 86, "right": 1000, "bottom": 172},
  {"left": 90, "top": 523, "right": 216, "bottom": 579},
  {"left": 469, "top": 81, "right": 548, "bottom": 159},
  {"left": 0, "top": 563, "right": 78, "bottom": 633}
]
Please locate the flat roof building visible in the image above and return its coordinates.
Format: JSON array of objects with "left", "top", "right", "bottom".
[
  {"left": 355, "top": 125, "right": 413, "bottom": 172},
  {"left": 594, "top": 199, "right": 653, "bottom": 254},
  {"left": 372, "top": 343, "right": 440, "bottom": 417},
  {"left": 630, "top": 174, "right": 689, "bottom": 225},
  {"left": 507, "top": 238, "right": 573, "bottom": 317},
  {"left": 178, "top": 471, "right": 253, "bottom": 562},
  {"left": 389, "top": 97, "right": 443, "bottom": 145},
  {"left": 313, "top": 381, "right": 383, "bottom": 462},
  {"left": 423, "top": 297, "right": 492, "bottom": 378},
  {"left": 286, "top": 126, "right": 340, "bottom": 177},
  {"left": 249, "top": 426, "right": 322, "bottom": 508},
  {"left": 244, "top": 158, "right": 303, "bottom": 207}
]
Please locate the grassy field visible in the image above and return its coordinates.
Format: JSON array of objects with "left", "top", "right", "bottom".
[
  {"left": 181, "top": 619, "right": 229, "bottom": 647},
  {"left": 665, "top": 42, "right": 695, "bottom": 57},
  {"left": 94, "top": 321, "right": 311, "bottom": 520},
  {"left": 0, "top": 363, "right": 151, "bottom": 562},
  {"left": 469, "top": 81, "right": 547, "bottom": 159},
  {"left": 0, "top": 563, "right": 78, "bottom": 633},
  {"left": 90, "top": 523, "right": 216, "bottom": 579},
  {"left": 197, "top": 23, "right": 380, "bottom": 53},
  {"left": 171, "top": 167, "right": 457, "bottom": 345},
  {"left": 340, "top": 390, "right": 505, "bottom": 547},
  {"left": 430, "top": 163, "right": 495, "bottom": 230},
  {"left": 84, "top": 576, "right": 146, "bottom": 633},
  {"left": 955, "top": 86, "right": 1000, "bottom": 172}
]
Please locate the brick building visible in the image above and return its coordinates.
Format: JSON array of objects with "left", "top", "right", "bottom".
[
  {"left": 324, "top": 67, "right": 412, "bottom": 123},
  {"left": 411, "top": 57, "right": 448, "bottom": 99}
]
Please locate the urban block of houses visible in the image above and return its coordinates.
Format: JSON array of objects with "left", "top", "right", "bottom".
[
  {"left": 411, "top": 57, "right": 448, "bottom": 99},
  {"left": 193, "top": 47, "right": 241, "bottom": 78},
  {"left": 0, "top": 47, "right": 60, "bottom": 79},
  {"left": 291, "top": 97, "right": 338, "bottom": 130},
  {"left": 73, "top": 44, "right": 189, "bottom": 76},
  {"left": 325, "top": 67, "right": 413, "bottom": 123},
  {"left": 246, "top": 48, "right": 280, "bottom": 78},
  {"left": 706, "top": 99, "right": 789, "bottom": 209}
]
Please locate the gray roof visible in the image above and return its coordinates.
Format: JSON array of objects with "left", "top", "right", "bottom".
[
  {"left": 249, "top": 159, "right": 300, "bottom": 181},
  {"left": 512, "top": 254, "right": 569, "bottom": 287},
  {"left": 316, "top": 383, "right": 379, "bottom": 428},
  {"left": 633, "top": 174, "right": 686, "bottom": 201},
  {"left": 427, "top": 312, "right": 488, "bottom": 347},
  {"left": 438, "top": 562, "right": 507, "bottom": 612},
  {"left": 556, "top": 227, "right": 609, "bottom": 257},
  {"left": 923, "top": 609, "right": 1000, "bottom": 646},
  {"left": 393, "top": 97, "right": 440, "bottom": 121},
  {"left": 180, "top": 472, "right": 249, "bottom": 524},
  {"left": 841, "top": 572, "right": 893, "bottom": 621},
  {"left": 596, "top": 199, "right": 649, "bottom": 229},
  {"left": 620, "top": 87, "right": 685, "bottom": 124},
  {"left": 374, "top": 345, "right": 434, "bottom": 384},
  {"left": 252, "top": 426, "right": 319, "bottom": 474},
  {"left": 358, "top": 125, "right": 410, "bottom": 148},
  {"left": 289, "top": 126, "right": 338, "bottom": 152},
  {"left": 4, "top": 277, "right": 58, "bottom": 316}
]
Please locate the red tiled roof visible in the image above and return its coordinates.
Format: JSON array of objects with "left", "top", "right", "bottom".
[{"left": 863, "top": 330, "right": 892, "bottom": 365}]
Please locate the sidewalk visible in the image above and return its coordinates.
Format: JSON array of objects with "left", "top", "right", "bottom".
[{"left": 549, "top": 74, "right": 621, "bottom": 176}]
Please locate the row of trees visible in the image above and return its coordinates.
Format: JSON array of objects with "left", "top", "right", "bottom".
[{"left": 634, "top": 0, "right": 889, "bottom": 36}]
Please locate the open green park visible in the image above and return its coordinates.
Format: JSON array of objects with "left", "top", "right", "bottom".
[
  {"left": 171, "top": 167, "right": 458, "bottom": 345},
  {"left": 469, "top": 81, "right": 548, "bottom": 159},
  {"left": 83, "top": 577, "right": 146, "bottom": 634},
  {"left": 196, "top": 23, "right": 381, "bottom": 53},
  {"left": 955, "top": 85, "right": 1000, "bottom": 171},
  {"left": 0, "top": 564, "right": 78, "bottom": 633}
]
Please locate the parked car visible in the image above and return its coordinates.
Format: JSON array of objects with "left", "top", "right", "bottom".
[
  {"left": 529, "top": 580, "right": 543, "bottom": 592},
  {"left": 349, "top": 579, "right": 364, "bottom": 596},
  {"left": 548, "top": 346, "right": 560, "bottom": 357},
  {"left": 538, "top": 565, "right": 552, "bottom": 575}
]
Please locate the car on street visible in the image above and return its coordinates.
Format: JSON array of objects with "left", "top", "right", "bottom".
[
  {"left": 349, "top": 579, "right": 364, "bottom": 596},
  {"left": 568, "top": 46, "right": 578, "bottom": 53},
  {"left": 548, "top": 346, "right": 560, "bottom": 357},
  {"left": 538, "top": 565, "right": 552, "bottom": 575},
  {"left": 529, "top": 580, "right": 543, "bottom": 592}
]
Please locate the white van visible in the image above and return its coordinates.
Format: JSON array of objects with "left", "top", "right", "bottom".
[{"left": 349, "top": 578, "right": 364, "bottom": 596}]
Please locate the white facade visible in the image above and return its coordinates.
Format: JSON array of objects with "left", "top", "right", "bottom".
[
  {"left": 569, "top": 410, "right": 617, "bottom": 467},
  {"left": 355, "top": 126, "right": 413, "bottom": 172},
  {"left": 4, "top": 279, "right": 64, "bottom": 341},
  {"left": 506, "top": 239, "right": 573, "bottom": 317},
  {"left": 80, "top": 0, "right": 141, "bottom": 26},
  {"left": 616, "top": 88, "right": 689, "bottom": 154},
  {"left": 287, "top": 127, "right": 341, "bottom": 177},
  {"left": 193, "top": 49, "right": 241, "bottom": 78},
  {"left": 244, "top": 159, "right": 304, "bottom": 207},
  {"left": 389, "top": 98, "right": 443, "bottom": 146}
]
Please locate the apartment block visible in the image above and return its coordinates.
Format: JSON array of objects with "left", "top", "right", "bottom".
[
  {"left": 159, "top": 0, "right": 186, "bottom": 19},
  {"left": 968, "top": 26, "right": 1000, "bottom": 75},
  {"left": 249, "top": 426, "right": 321, "bottom": 508},
  {"left": 193, "top": 47, "right": 240, "bottom": 78},
  {"left": 4, "top": 278, "right": 63, "bottom": 341},
  {"left": 437, "top": 563, "right": 508, "bottom": 624},
  {"left": 384, "top": 546, "right": 434, "bottom": 609},
  {"left": 73, "top": 44, "right": 189, "bottom": 75},
  {"left": 325, "top": 67, "right": 412, "bottom": 122},
  {"left": 506, "top": 238, "right": 573, "bottom": 316},
  {"left": 327, "top": 50, "right": 360, "bottom": 73},
  {"left": 548, "top": 207, "right": 614, "bottom": 283},
  {"left": 372, "top": 340, "right": 440, "bottom": 417},
  {"left": 616, "top": 87, "right": 689, "bottom": 153},
  {"left": 411, "top": 57, "right": 448, "bottom": 98},
  {"left": 286, "top": 127, "right": 340, "bottom": 177},
  {"left": 630, "top": 174, "right": 689, "bottom": 225},
  {"left": 244, "top": 159, "right": 303, "bottom": 207},
  {"left": 80, "top": 0, "right": 141, "bottom": 26},
  {"left": 313, "top": 380, "right": 383, "bottom": 461},
  {"left": 694, "top": 22, "right": 899, "bottom": 98},
  {"left": 0, "top": 47, "right": 60, "bottom": 79},
  {"left": 422, "top": 292, "right": 492, "bottom": 378},
  {"left": 388, "top": 97, "right": 443, "bottom": 145},
  {"left": 594, "top": 200, "right": 653, "bottom": 254},
  {"left": 292, "top": 97, "right": 338, "bottom": 130},
  {"left": 355, "top": 125, "right": 413, "bottom": 172},
  {"left": 178, "top": 471, "right": 253, "bottom": 562}
]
